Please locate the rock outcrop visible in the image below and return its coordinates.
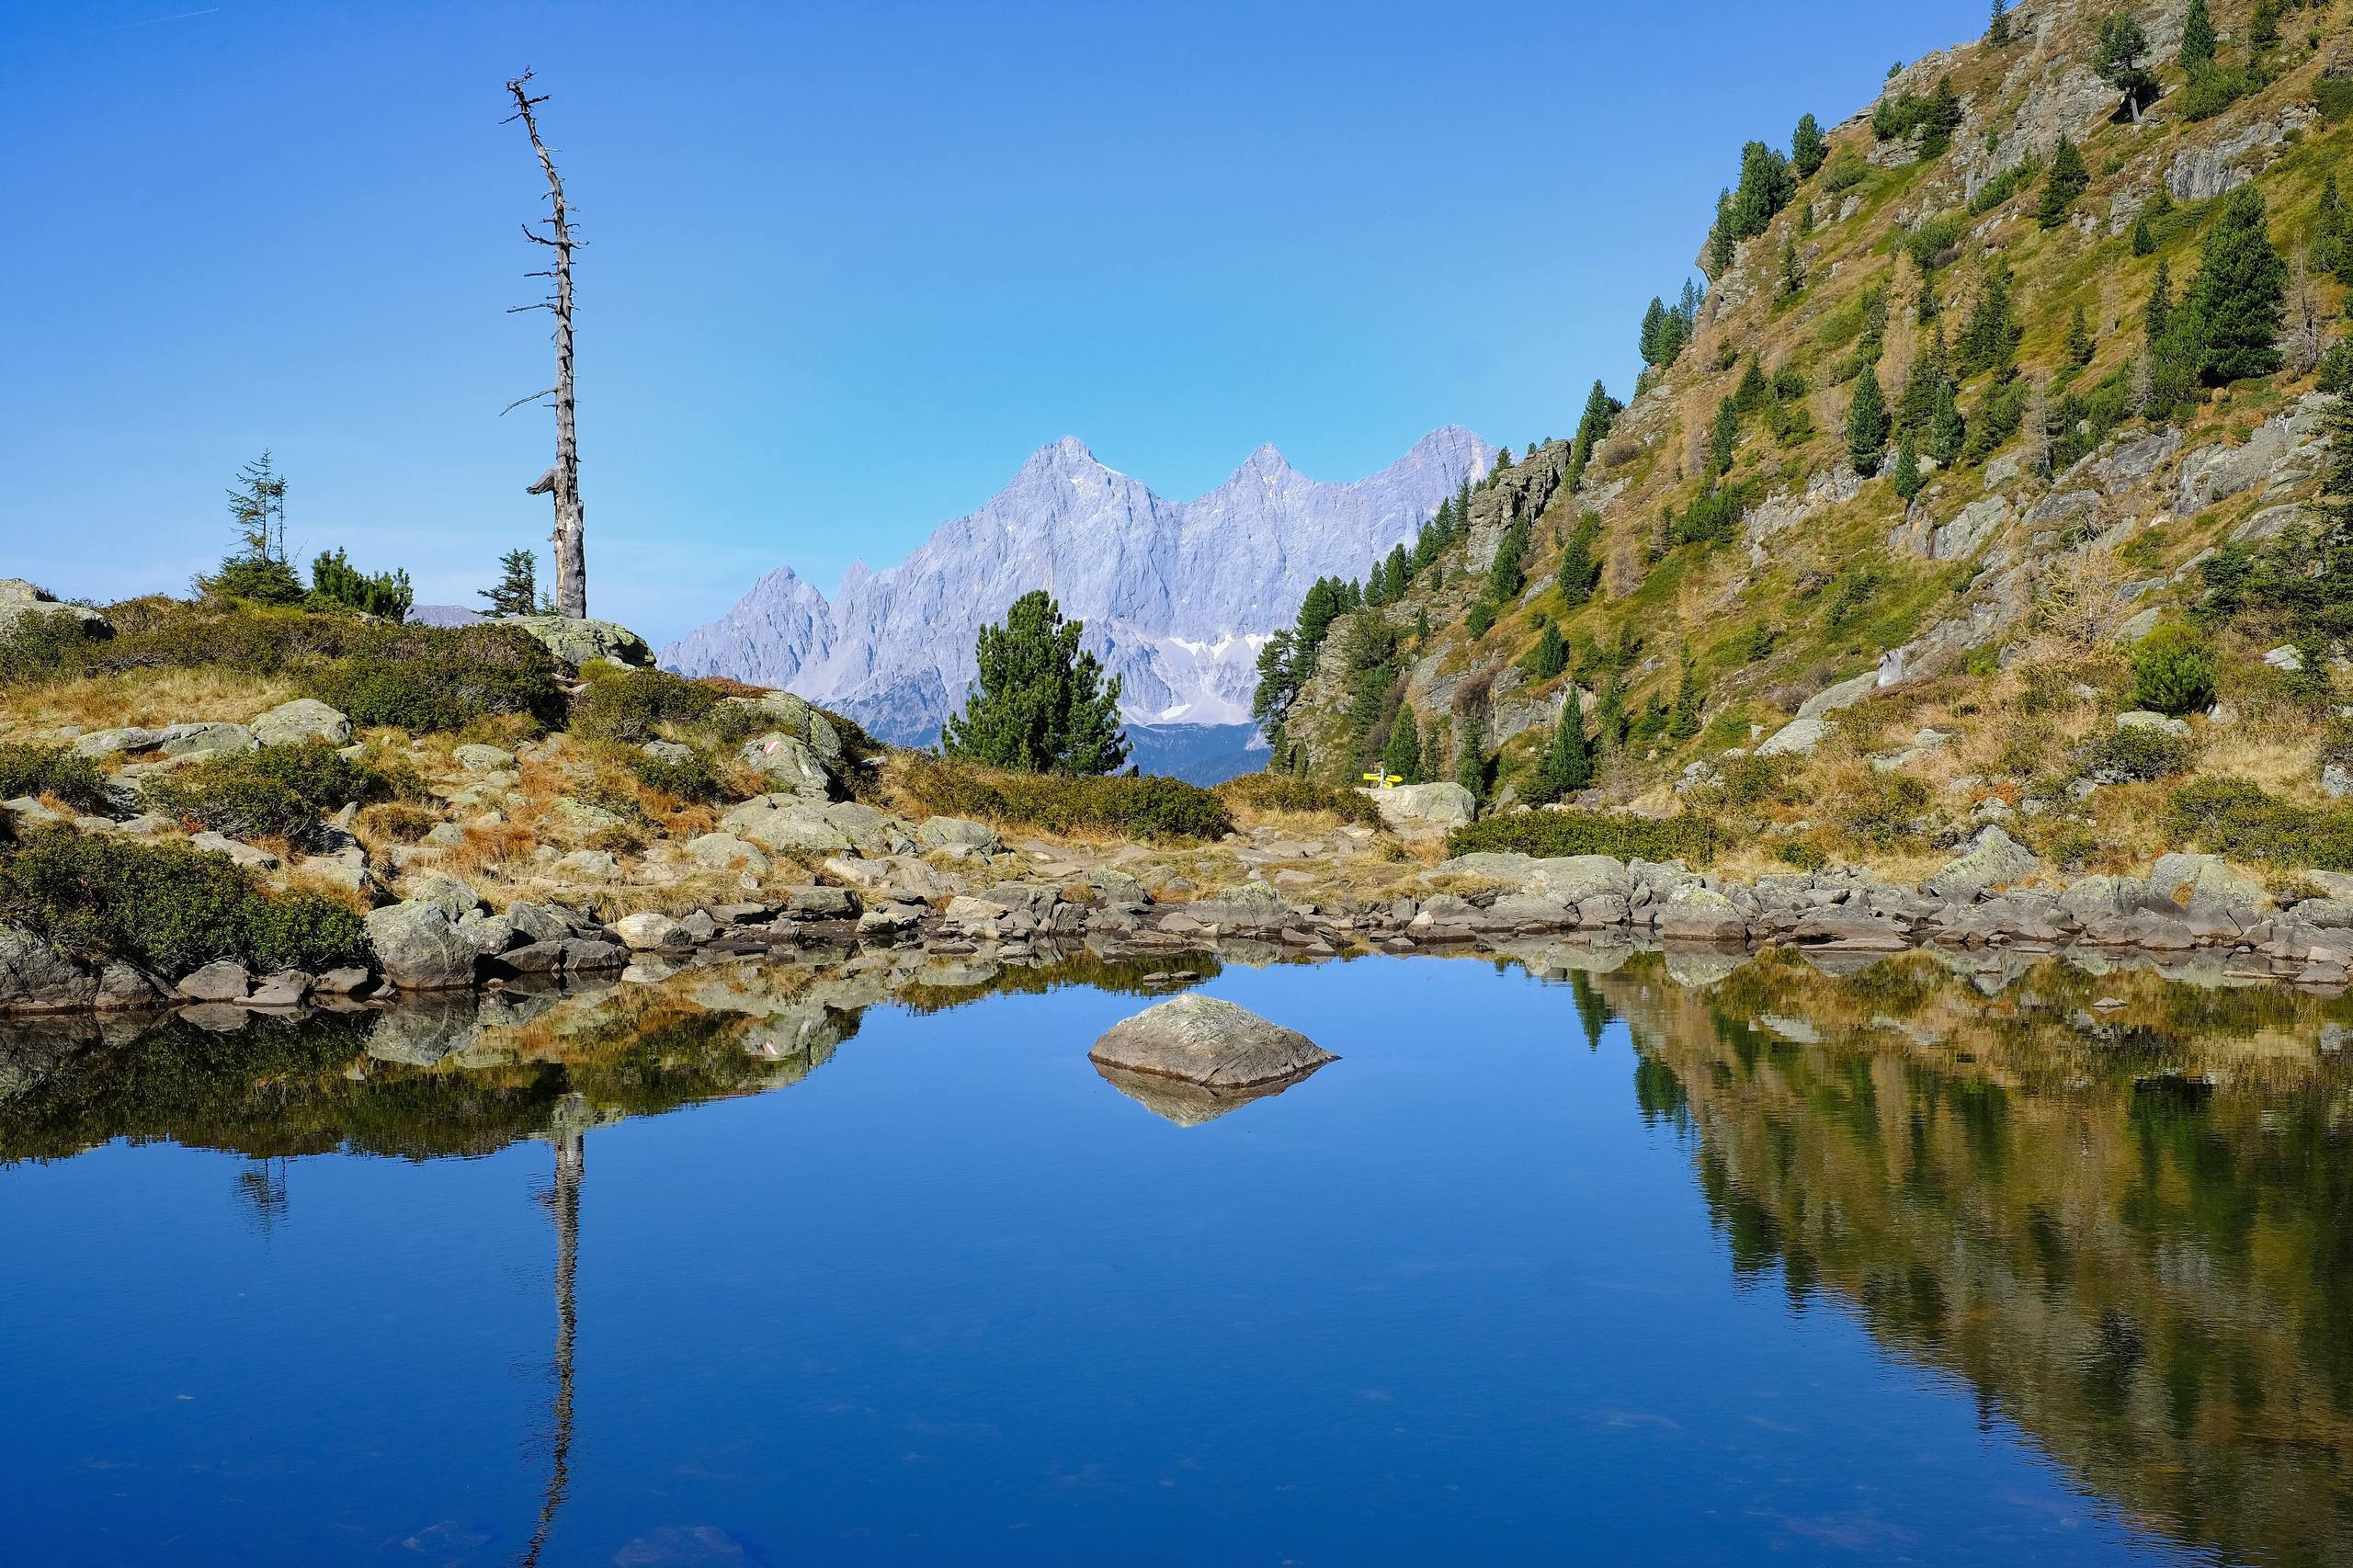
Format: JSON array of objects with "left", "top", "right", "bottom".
[{"left": 1088, "top": 993, "right": 1337, "bottom": 1096}]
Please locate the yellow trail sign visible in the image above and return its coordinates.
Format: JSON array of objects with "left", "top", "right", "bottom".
[{"left": 1361, "top": 772, "right": 1404, "bottom": 788}]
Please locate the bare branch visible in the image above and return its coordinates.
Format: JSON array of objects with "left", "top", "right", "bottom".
[{"left": 499, "top": 387, "right": 558, "bottom": 415}]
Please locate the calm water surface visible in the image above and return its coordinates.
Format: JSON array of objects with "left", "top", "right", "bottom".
[{"left": 3, "top": 947, "right": 2349, "bottom": 1566}]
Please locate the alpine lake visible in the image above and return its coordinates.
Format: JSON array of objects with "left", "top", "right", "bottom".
[{"left": 4, "top": 937, "right": 2350, "bottom": 1567}]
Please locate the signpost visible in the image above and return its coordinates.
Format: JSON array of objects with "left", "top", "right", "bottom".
[{"left": 1361, "top": 771, "right": 1404, "bottom": 789}]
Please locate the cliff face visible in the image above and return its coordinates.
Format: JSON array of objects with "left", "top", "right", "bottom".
[
  {"left": 1274, "top": 0, "right": 2353, "bottom": 816},
  {"left": 663, "top": 427, "right": 1495, "bottom": 744}
]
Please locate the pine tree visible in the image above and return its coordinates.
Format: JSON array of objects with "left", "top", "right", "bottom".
[
  {"left": 1453, "top": 739, "right": 1488, "bottom": 804},
  {"left": 1489, "top": 515, "right": 1530, "bottom": 600},
  {"left": 1556, "top": 515, "right": 1600, "bottom": 607},
  {"left": 1777, "top": 237, "right": 1805, "bottom": 301},
  {"left": 1897, "top": 326, "right": 1950, "bottom": 436},
  {"left": 1708, "top": 396, "right": 1741, "bottom": 475},
  {"left": 2145, "top": 258, "right": 2174, "bottom": 342},
  {"left": 1529, "top": 618, "right": 1568, "bottom": 679},
  {"left": 941, "top": 590, "right": 1129, "bottom": 776},
  {"left": 310, "top": 549, "right": 414, "bottom": 619},
  {"left": 1927, "top": 378, "right": 1967, "bottom": 465},
  {"left": 481, "top": 548, "right": 541, "bottom": 616},
  {"left": 1988, "top": 0, "right": 2012, "bottom": 46},
  {"left": 1728, "top": 142, "right": 1795, "bottom": 241},
  {"left": 1791, "top": 112, "right": 1826, "bottom": 178},
  {"left": 198, "top": 452, "right": 303, "bottom": 605},
  {"left": 1413, "top": 606, "right": 1431, "bottom": 644},
  {"left": 1639, "top": 297, "right": 1670, "bottom": 364},
  {"left": 2316, "top": 175, "right": 2349, "bottom": 276},
  {"left": 2179, "top": 0, "right": 2215, "bottom": 71},
  {"left": 2131, "top": 212, "right": 2157, "bottom": 256},
  {"left": 2037, "top": 136, "right": 2088, "bottom": 229},
  {"left": 1708, "top": 189, "right": 1735, "bottom": 276},
  {"left": 1593, "top": 676, "right": 1629, "bottom": 752},
  {"left": 1891, "top": 433, "right": 1924, "bottom": 502},
  {"left": 1531, "top": 700, "right": 1593, "bottom": 801},
  {"left": 2065, "top": 301, "right": 2095, "bottom": 367},
  {"left": 2186, "top": 184, "right": 2288, "bottom": 384},
  {"left": 2095, "top": 13, "right": 2156, "bottom": 121},
  {"left": 1922, "top": 76, "right": 1963, "bottom": 156},
  {"left": 1667, "top": 658, "right": 1704, "bottom": 740},
  {"left": 1381, "top": 710, "right": 1423, "bottom": 785},
  {"left": 1847, "top": 366, "right": 1891, "bottom": 476},
  {"left": 1957, "top": 266, "right": 2020, "bottom": 377}
]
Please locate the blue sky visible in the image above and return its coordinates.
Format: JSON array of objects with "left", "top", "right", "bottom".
[{"left": 2, "top": 0, "right": 1984, "bottom": 644}]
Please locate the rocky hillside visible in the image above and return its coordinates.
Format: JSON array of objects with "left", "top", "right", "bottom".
[
  {"left": 1267, "top": 0, "right": 2353, "bottom": 881},
  {"left": 664, "top": 427, "right": 1495, "bottom": 744}
]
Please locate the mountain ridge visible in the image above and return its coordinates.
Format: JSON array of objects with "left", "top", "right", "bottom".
[{"left": 663, "top": 426, "right": 1495, "bottom": 742}]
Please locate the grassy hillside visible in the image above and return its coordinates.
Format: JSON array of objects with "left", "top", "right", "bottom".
[{"left": 1262, "top": 0, "right": 2353, "bottom": 879}]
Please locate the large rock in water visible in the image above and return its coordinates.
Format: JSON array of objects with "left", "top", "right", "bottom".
[
  {"left": 363, "top": 901, "right": 476, "bottom": 990},
  {"left": 502, "top": 614, "right": 655, "bottom": 670},
  {"left": 1090, "top": 994, "right": 1336, "bottom": 1091},
  {"left": 1089, "top": 994, "right": 1338, "bottom": 1127}
]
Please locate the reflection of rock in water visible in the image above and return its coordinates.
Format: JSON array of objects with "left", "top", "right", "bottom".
[{"left": 1090, "top": 1060, "right": 1329, "bottom": 1127}]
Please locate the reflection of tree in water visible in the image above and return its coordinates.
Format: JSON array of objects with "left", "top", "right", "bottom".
[
  {"left": 517, "top": 1107, "right": 585, "bottom": 1568},
  {"left": 1592, "top": 949, "right": 2353, "bottom": 1568},
  {"left": 235, "top": 1155, "right": 290, "bottom": 1237}
]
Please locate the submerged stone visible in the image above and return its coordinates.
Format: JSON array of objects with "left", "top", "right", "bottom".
[{"left": 1087, "top": 993, "right": 1336, "bottom": 1095}]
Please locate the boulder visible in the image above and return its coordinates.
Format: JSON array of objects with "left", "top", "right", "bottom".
[
  {"left": 252, "top": 698, "right": 351, "bottom": 748},
  {"left": 1924, "top": 825, "right": 2042, "bottom": 899},
  {"left": 1657, "top": 884, "right": 1747, "bottom": 942},
  {"left": 1524, "top": 855, "right": 1632, "bottom": 904},
  {"left": 786, "top": 884, "right": 862, "bottom": 920},
  {"left": 1432, "top": 851, "right": 1537, "bottom": 884},
  {"left": 176, "top": 960, "right": 252, "bottom": 1002},
  {"left": 1088, "top": 993, "right": 1336, "bottom": 1092},
  {"left": 245, "top": 971, "right": 313, "bottom": 1007},
  {"left": 721, "top": 794, "right": 854, "bottom": 855},
  {"left": 0, "top": 922, "right": 100, "bottom": 1012},
  {"left": 157, "top": 722, "right": 258, "bottom": 759},
  {"left": 1756, "top": 718, "right": 1832, "bottom": 757},
  {"left": 404, "top": 872, "right": 483, "bottom": 920},
  {"left": 1797, "top": 671, "right": 1879, "bottom": 721},
  {"left": 70, "top": 726, "right": 165, "bottom": 758},
  {"left": 2117, "top": 710, "right": 2192, "bottom": 739},
  {"left": 719, "top": 691, "right": 845, "bottom": 764},
  {"left": 737, "top": 733, "right": 834, "bottom": 798},
  {"left": 451, "top": 743, "right": 517, "bottom": 773},
  {"left": 916, "top": 815, "right": 1003, "bottom": 854},
  {"left": 502, "top": 614, "right": 655, "bottom": 669},
  {"left": 2144, "top": 853, "right": 2267, "bottom": 926},
  {"left": 611, "top": 912, "right": 691, "bottom": 951},
  {"left": 1193, "top": 882, "right": 1294, "bottom": 930},
  {"left": 364, "top": 901, "right": 478, "bottom": 990},
  {"left": 686, "top": 831, "right": 770, "bottom": 876},
  {"left": 543, "top": 796, "right": 627, "bottom": 838},
  {"left": 0, "top": 579, "right": 109, "bottom": 639},
  {"left": 1358, "top": 782, "right": 1475, "bottom": 832}
]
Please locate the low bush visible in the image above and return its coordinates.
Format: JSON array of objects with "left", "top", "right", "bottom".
[
  {"left": 0, "top": 826, "right": 368, "bottom": 974},
  {"left": 312, "top": 626, "right": 565, "bottom": 733},
  {"left": 1836, "top": 771, "right": 1928, "bottom": 849},
  {"left": 629, "top": 749, "right": 729, "bottom": 803},
  {"left": 2131, "top": 624, "right": 2216, "bottom": 716},
  {"left": 2166, "top": 778, "right": 2353, "bottom": 869},
  {"left": 0, "top": 743, "right": 112, "bottom": 814},
  {"left": 142, "top": 742, "right": 418, "bottom": 848},
  {"left": 573, "top": 665, "right": 722, "bottom": 744},
  {"left": 2075, "top": 725, "right": 2197, "bottom": 782},
  {"left": 1212, "top": 771, "right": 1384, "bottom": 826},
  {"left": 1444, "top": 810, "right": 1725, "bottom": 864},
  {"left": 901, "top": 755, "right": 1233, "bottom": 841}
]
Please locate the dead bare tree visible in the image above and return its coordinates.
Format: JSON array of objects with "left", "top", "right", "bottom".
[{"left": 503, "top": 70, "right": 586, "bottom": 619}]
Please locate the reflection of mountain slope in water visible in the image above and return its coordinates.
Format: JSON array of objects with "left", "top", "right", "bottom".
[
  {"left": 1091, "top": 1059, "right": 1330, "bottom": 1127},
  {"left": 1586, "top": 952, "right": 2353, "bottom": 1568}
]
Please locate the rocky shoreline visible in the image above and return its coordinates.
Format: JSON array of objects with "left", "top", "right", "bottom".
[{"left": 11, "top": 805, "right": 2353, "bottom": 1017}]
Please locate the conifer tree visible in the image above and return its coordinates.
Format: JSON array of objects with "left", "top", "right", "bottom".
[
  {"left": 2145, "top": 258, "right": 2174, "bottom": 342},
  {"left": 2131, "top": 212, "right": 2157, "bottom": 256},
  {"left": 1891, "top": 433, "right": 1924, "bottom": 502},
  {"left": 1639, "top": 297, "right": 1671, "bottom": 364},
  {"left": 1556, "top": 514, "right": 1600, "bottom": 607},
  {"left": 1708, "top": 190, "right": 1735, "bottom": 276},
  {"left": 2037, "top": 136, "right": 2088, "bottom": 228},
  {"left": 1791, "top": 113, "right": 1826, "bottom": 178},
  {"left": 1529, "top": 619, "right": 1568, "bottom": 680},
  {"left": 2095, "top": 13, "right": 2156, "bottom": 121},
  {"left": 1708, "top": 396, "right": 1740, "bottom": 475},
  {"left": 1777, "top": 237, "right": 1805, "bottom": 301},
  {"left": 1454, "top": 739, "right": 1488, "bottom": 803},
  {"left": 2179, "top": 0, "right": 2215, "bottom": 71},
  {"left": 1847, "top": 366, "right": 1891, "bottom": 476},
  {"left": 481, "top": 548, "right": 542, "bottom": 617},
  {"left": 941, "top": 590, "right": 1128, "bottom": 776},
  {"left": 1489, "top": 514, "right": 1530, "bottom": 600},
  {"left": 1594, "top": 676, "right": 1629, "bottom": 752},
  {"left": 1927, "top": 378, "right": 1967, "bottom": 465},
  {"left": 1413, "top": 606, "right": 1431, "bottom": 644},
  {"left": 1988, "top": 0, "right": 2012, "bottom": 46},
  {"left": 2186, "top": 185, "right": 2287, "bottom": 384},
  {"left": 1667, "top": 658, "right": 1704, "bottom": 740},
  {"left": 1957, "top": 266, "right": 2020, "bottom": 377},
  {"left": 310, "top": 549, "right": 414, "bottom": 619},
  {"left": 2066, "top": 301, "right": 2095, "bottom": 367},
  {"left": 1897, "top": 327, "right": 1950, "bottom": 437},
  {"left": 1381, "top": 710, "right": 1423, "bottom": 785},
  {"left": 1531, "top": 700, "right": 1593, "bottom": 801}
]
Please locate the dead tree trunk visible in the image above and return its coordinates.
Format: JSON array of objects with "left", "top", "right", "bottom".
[{"left": 504, "top": 71, "right": 587, "bottom": 619}]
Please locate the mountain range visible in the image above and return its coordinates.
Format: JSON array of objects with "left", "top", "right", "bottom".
[{"left": 659, "top": 426, "right": 1495, "bottom": 747}]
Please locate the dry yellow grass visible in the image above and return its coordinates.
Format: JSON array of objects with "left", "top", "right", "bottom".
[{"left": 0, "top": 668, "right": 295, "bottom": 739}]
